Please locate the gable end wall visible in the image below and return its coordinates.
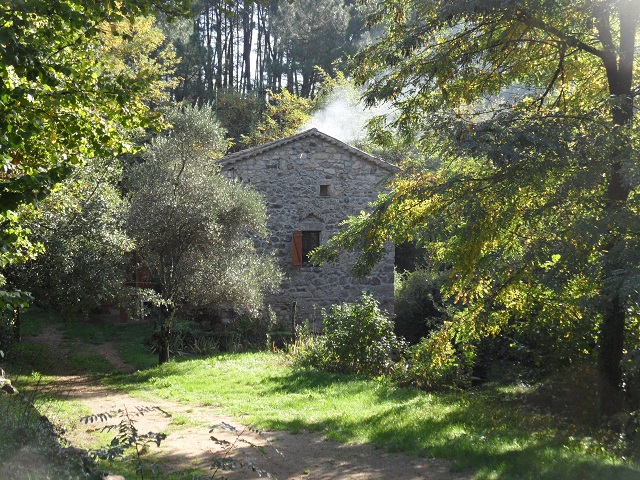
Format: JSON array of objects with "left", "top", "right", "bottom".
[{"left": 220, "top": 135, "right": 395, "bottom": 329}]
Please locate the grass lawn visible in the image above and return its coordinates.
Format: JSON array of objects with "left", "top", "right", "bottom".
[
  {"left": 99, "top": 352, "right": 640, "bottom": 480},
  {"left": 5, "top": 310, "right": 640, "bottom": 480}
]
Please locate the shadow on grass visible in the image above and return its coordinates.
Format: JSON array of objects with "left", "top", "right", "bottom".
[
  {"left": 15, "top": 325, "right": 636, "bottom": 480},
  {"left": 112, "top": 362, "right": 640, "bottom": 480},
  {"left": 5, "top": 306, "right": 638, "bottom": 480},
  {"left": 7, "top": 333, "right": 129, "bottom": 377},
  {"left": 9, "top": 311, "right": 159, "bottom": 374},
  {"left": 250, "top": 368, "right": 640, "bottom": 480}
]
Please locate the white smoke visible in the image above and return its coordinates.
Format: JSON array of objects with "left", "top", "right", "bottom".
[{"left": 303, "top": 85, "right": 391, "bottom": 145}]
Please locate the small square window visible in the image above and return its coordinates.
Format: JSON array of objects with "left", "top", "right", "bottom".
[{"left": 320, "top": 185, "right": 330, "bottom": 197}]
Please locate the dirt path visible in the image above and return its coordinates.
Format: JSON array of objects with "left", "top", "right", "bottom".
[{"left": 30, "top": 326, "right": 470, "bottom": 480}]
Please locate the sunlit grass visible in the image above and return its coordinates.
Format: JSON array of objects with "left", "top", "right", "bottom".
[
  {"left": 6, "top": 311, "right": 640, "bottom": 480},
  {"left": 100, "top": 352, "right": 640, "bottom": 480}
]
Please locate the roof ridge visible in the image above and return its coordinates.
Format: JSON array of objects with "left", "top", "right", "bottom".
[{"left": 219, "top": 128, "right": 400, "bottom": 173}]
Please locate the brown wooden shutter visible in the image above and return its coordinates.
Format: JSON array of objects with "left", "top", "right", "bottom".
[{"left": 292, "top": 231, "right": 302, "bottom": 267}]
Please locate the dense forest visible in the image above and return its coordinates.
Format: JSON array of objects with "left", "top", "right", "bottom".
[
  {"left": 159, "top": 0, "right": 371, "bottom": 147},
  {"left": 168, "top": 0, "right": 367, "bottom": 100}
]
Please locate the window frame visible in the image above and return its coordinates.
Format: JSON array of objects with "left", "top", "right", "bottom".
[{"left": 292, "top": 230, "right": 321, "bottom": 268}]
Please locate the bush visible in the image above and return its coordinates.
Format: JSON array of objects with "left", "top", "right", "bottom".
[
  {"left": 296, "top": 294, "right": 405, "bottom": 376},
  {"left": 395, "top": 325, "right": 475, "bottom": 390},
  {"left": 0, "top": 314, "right": 16, "bottom": 354},
  {"left": 394, "top": 268, "right": 450, "bottom": 344},
  {"left": 623, "top": 348, "right": 640, "bottom": 409}
]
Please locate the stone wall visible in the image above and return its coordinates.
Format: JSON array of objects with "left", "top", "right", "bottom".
[{"left": 220, "top": 130, "right": 397, "bottom": 330}]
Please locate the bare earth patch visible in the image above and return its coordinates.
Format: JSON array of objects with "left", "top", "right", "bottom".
[{"left": 29, "top": 326, "right": 470, "bottom": 480}]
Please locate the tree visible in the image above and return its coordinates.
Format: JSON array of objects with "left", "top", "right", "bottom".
[
  {"left": 125, "top": 104, "right": 281, "bottom": 363},
  {"left": 3, "top": 8, "right": 182, "bottom": 326},
  {"left": 168, "top": 0, "right": 264, "bottom": 101},
  {"left": 271, "top": 0, "right": 351, "bottom": 97},
  {"left": 9, "top": 158, "right": 133, "bottom": 317},
  {"left": 99, "top": 15, "right": 180, "bottom": 107},
  {"left": 315, "top": 0, "right": 640, "bottom": 416},
  {"left": 0, "top": 0, "right": 190, "bottom": 311},
  {"left": 239, "top": 89, "right": 313, "bottom": 148}
]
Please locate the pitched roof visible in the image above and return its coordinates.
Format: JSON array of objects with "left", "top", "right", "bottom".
[{"left": 218, "top": 128, "right": 400, "bottom": 173}]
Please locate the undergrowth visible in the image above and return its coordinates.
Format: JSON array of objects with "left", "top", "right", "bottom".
[{"left": 0, "top": 376, "right": 98, "bottom": 479}]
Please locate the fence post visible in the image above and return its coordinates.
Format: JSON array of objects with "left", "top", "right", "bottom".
[{"left": 290, "top": 301, "right": 297, "bottom": 339}]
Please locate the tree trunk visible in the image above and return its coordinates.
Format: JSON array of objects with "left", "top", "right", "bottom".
[
  {"left": 593, "top": 3, "right": 638, "bottom": 418},
  {"left": 226, "top": 21, "right": 234, "bottom": 89},
  {"left": 241, "top": 2, "right": 253, "bottom": 93},
  {"left": 598, "top": 295, "right": 626, "bottom": 416},
  {"left": 215, "top": 5, "right": 223, "bottom": 90},
  {"left": 204, "top": 1, "right": 214, "bottom": 97},
  {"left": 157, "top": 306, "right": 174, "bottom": 365}
]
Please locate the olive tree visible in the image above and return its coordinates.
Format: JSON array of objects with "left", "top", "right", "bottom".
[{"left": 126, "top": 103, "right": 282, "bottom": 363}]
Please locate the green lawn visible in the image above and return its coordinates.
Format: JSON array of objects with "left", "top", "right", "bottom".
[
  {"left": 5, "top": 311, "right": 640, "bottom": 480},
  {"left": 104, "top": 353, "right": 640, "bottom": 480}
]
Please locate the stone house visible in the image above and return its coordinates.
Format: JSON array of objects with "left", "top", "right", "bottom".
[{"left": 218, "top": 128, "right": 399, "bottom": 329}]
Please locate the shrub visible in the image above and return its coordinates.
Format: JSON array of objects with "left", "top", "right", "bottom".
[
  {"left": 395, "top": 325, "right": 475, "bottom": 390},
  {"left": 394, "top": 268, "right": 450, "bottom": 344},
  {"left": 296, "top": 294, "right": 405, "bottom": 376},
  {"left": 623, "top": 348, "right": 640, "bottom": 409},
  {"left": 0, "top": 313, "right": 16, "bottom": 354}
]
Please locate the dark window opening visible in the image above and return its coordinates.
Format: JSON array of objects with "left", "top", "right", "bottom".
[
  {"left": 302, "top": 231, "right": 320, "bottom": 265},
  {"left": 320, "top": 185, "right": 330, "bottom": 197},
  {"left": 293, "top": 230, "right": 322, "bottom": 267}
]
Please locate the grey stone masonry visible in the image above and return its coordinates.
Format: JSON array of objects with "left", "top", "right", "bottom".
[{"left": 219, "top": 129, "right": 399, "bottom": 330}]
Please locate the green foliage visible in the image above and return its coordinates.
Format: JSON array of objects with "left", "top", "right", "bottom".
[
  {"left": 88, "top": 406, "right": 167, "bottom": 478},
  {"left": 127, "top": 103, "right": 281, "bottom": 313},
  {"left": 0, "top": 289, "right": 31, "bottom": 352},
  {"left": 315, "top": 0, "right": 640, "bottom": 406},
  {"left": 99, "top": 15, "right": 179, "bottom": 107},
  {"left": 1, "top": 209, "right": 43, "bottom": 312},
  {"left": 0, "top": 0, "right": 188, "bottom": 314},
  {"left": 296, "top": 294, "right": 404, "bottom": 376},
  {"left": 149, "top": 316, "right": 223, "bottom": 357},
  {"left": 126, "top": 103, "right": 282, "bottom": 362},
  {"left": 394, "top": 267, "right": 450, "bottom": 344},
  {"left": 623, "top": 348, "right": 640, "bottom": 410},
  {"left": 215, "top": 314, "right": 274, "bottom": 352},
  {"left": 213, "top": 90, "right": 263, "bottom": 149},
  {"left": 10, "top": 157, "right": 133, "bottom": 317},
  {"left": 240, "top": 90, "right": 313, "bottom": 148},
  {"left": 395, "top": 325, "right": 475, "bottom": 391}
]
